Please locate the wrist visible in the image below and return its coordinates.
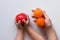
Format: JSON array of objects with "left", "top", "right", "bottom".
[
  {"left": 24, "top": 25, "right": 30, "bottom": 28},
  {"left": 43, "top": 26, "right": 53, "bottom": 33},
  {"left": 18, "top": 29, "right": 23, "bottom": 31},
  {"left": 24, "top": 25, "right": 31, "bottom": 30}
]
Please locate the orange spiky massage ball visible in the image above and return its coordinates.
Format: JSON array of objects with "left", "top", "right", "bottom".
[
  {"left": 32, "top": 8, "right": 43, "bottom": 18},
  {"left": 36, "top": 18, "right": 45, "bottom": 28},
  {"left": 32, "top": 8, "right": 45, "bottom": 28}
]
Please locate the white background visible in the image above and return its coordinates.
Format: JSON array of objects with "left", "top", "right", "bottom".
[{"left": 0, "top": 0, "right": 60, "bottom": 40}]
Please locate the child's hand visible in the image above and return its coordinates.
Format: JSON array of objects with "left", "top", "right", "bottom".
[
  {"left": 15, "top": 20, "right": 23, "bottom": 30},
  {"left": 22, "top": 15, "right": 30, "bottom": 27},
  {"left": 42, "top": 11, "right": 53, "bottom": 31},
  {"left": 15, "top": 15, "right": 30, "bottom": 30}
]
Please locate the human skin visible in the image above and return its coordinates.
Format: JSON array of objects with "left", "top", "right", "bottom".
[
  {"left": 15, "top": 29, "right": 24, "bottom": 40},
  {"left": 23, "top": 11, "right": 58, "bottom": 40},
  {"left": 15, "top": 12, "right": 58, "bottom": 40},
  {"left": 15, "top": 21, "right": 24, "bottom": 40},
  {"left": 22, "top": 16, "right": 45, "bottom": 40},
  {"left": 42, "top": 11, "right": 58, "bottom": 40}
]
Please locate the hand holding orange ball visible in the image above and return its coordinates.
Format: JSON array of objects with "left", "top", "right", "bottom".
[{"left": 32, "top": 8, "right": 45, "bottom": 28}]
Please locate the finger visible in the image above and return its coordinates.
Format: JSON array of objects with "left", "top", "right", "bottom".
[
  {"left": 32, "top": 16, "right": 37, "bottom": 18},
  {"left": 17, "top": 20, "right": 22, "bottom": 27},
  {"left": 17, "top": 20, "right": 23, "bottom": 29},
  {"left": 22, "top": 19, "right": 27, "bottom": 23},
  {"left": 43, "top": 11, "right": 49, "bottom": 19},
  {"left": 45, "top": 19, "right": 51, "bottom": 27},
  {"left": 32, "top": 10, "right": 35, "bottom": 12},
  {"left": 18, "top": 20, "right": 21, "bottom": 24},
  {"left": 32, "top": 16, "right": 35, "bottom": 18},
  {"left": 17, "top": 24, "right": 22, "bottom": 29},
  {"left": 26, "top": 15, "right": 30, "bottom": 24},
  {"left": 15, "top": 21, "right": 22, "bottom": 29},
  {"left": 34, "top": 20, "right": 36, "bottom": 22}
]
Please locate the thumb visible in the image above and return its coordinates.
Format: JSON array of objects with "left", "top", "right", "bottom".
[
  {"left": 43, "top": 11, "right": 49, "bottom": 19},
  {"left": 22, "top": 19, "right": 27, "bottom": 24}
]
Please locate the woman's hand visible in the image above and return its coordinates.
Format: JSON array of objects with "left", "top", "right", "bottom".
[
  {"left": 15, "top": 20, "right": 23, "bottom": 30},
  {"left": 42, "top": 11, "right": 53, "bottom": 31},
  {"left": 22, "top": 15, "right": 30, "bottom": 27},
  {"left": 42, "top": 11, "right": 58, "bottom": 40},
  {"left": 15, "top": 19, "right": 24, "bottom": 40},
  {"left": 15, "top": 15, "right": 30, "bottom": 30}
]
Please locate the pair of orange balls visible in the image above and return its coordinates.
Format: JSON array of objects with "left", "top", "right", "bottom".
[{"left": 32, "top": 8, "right": 45, "bottom": 28}]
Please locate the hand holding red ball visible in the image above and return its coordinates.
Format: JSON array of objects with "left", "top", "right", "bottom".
[{"left": 15, "top": 13, "right": 27, "bottom": 26}]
